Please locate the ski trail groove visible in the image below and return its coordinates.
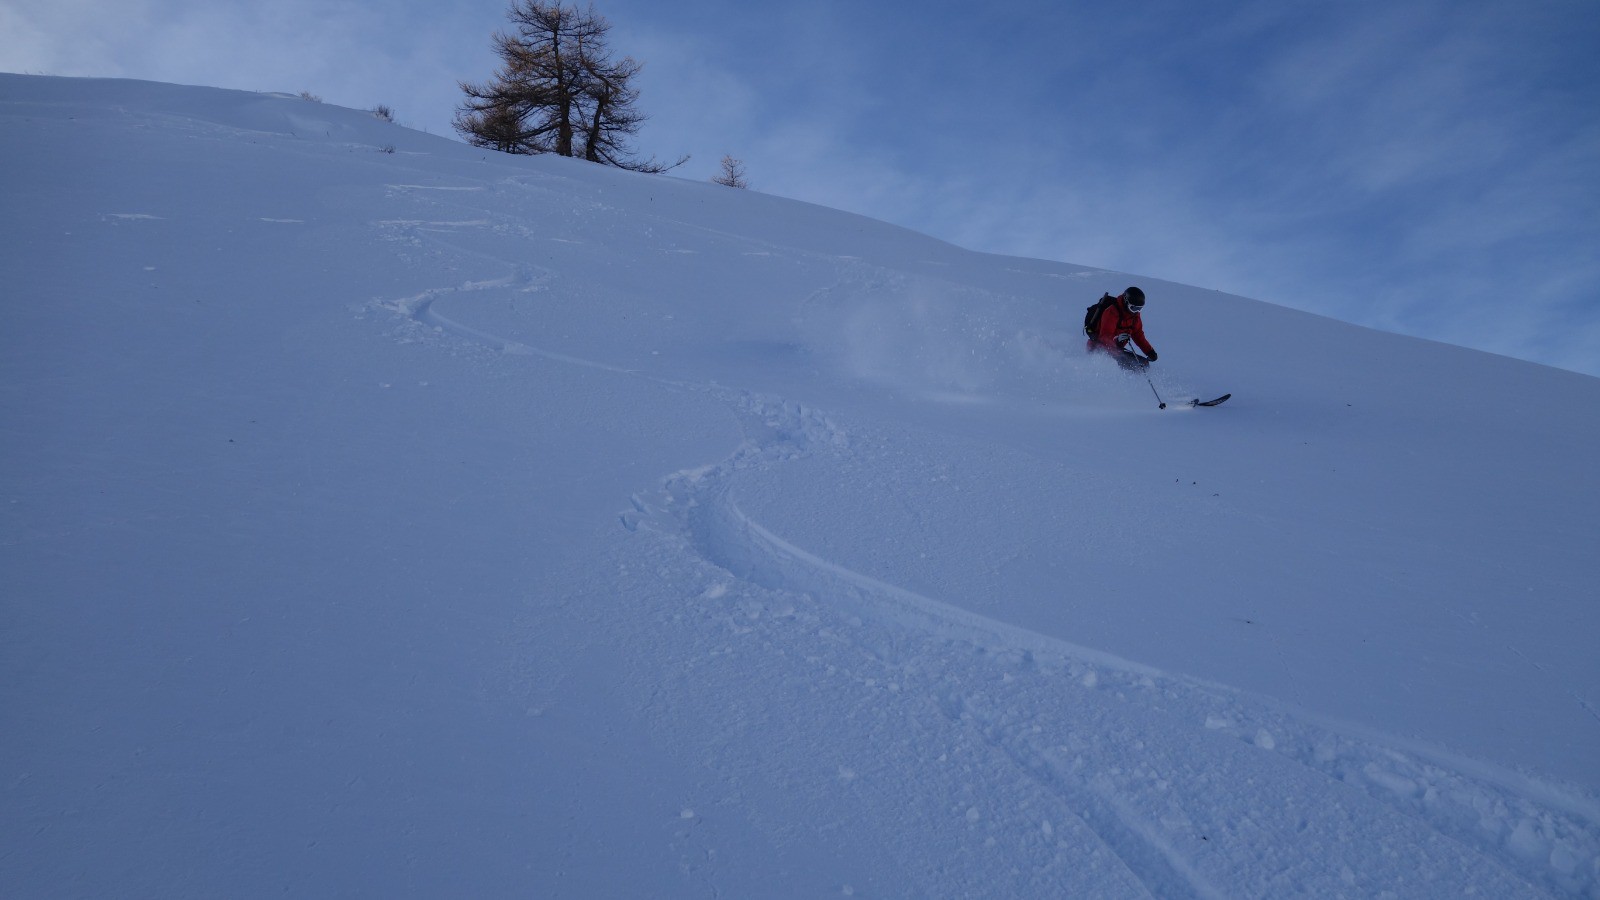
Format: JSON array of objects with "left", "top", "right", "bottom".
[
  {"left": 371, "top": 266, "right": 1598, "bottom": 898},
  {"left": 936, "top": 692, "right": 1225, "bottom": 900},
  {"left": 376, "top": 279, "right": 642, "bottom": 377},
  {"left": 628, "top": 395, "right": 1598, "bottom": 898},
  {"left": 630, "top": 402, "right": 1224, "bottom": 896}
]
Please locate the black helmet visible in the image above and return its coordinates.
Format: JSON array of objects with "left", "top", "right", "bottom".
[{"left": 1123, "top": 286, "right": 1145, "bottom": 311}]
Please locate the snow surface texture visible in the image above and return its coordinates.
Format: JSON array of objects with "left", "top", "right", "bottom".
[{"left": 3, "top": 75, "right": 1598, "bottom": 897}]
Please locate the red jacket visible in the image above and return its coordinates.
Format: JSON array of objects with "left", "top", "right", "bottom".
[{"left": 1090, "top": 299, "right": 1156, "bottom": 358}]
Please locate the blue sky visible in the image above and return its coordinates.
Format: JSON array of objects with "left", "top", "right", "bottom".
[{"left": 5, "top": 0, "right": 1598, "bottom": 376}]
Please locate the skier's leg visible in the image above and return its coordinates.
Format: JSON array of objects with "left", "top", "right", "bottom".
[{"left": 1115, "top": 351, "right": 1149, "bottom": 371}]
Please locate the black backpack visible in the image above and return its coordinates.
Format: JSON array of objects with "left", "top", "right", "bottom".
[{"left": 1083, "top": 293, "right": 1118, "bottom": 337}]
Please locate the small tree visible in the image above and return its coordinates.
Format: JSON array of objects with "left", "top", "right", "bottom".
[
  {"left": 712, "top": 155, "right": 749, "bottom": 189},
  {"left": 455, "top": 0, "right": 684, "bottom": 172}
]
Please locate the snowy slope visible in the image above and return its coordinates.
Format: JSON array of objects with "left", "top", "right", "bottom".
[{"left": 3, "top": 74, "right": 1598, "bottom": 898}]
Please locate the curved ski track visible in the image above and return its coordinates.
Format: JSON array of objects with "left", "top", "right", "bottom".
[
  {"left": 627, "top": 387, "right": 1597, "bottom": 899},
  {"left": 377, "top": 258, "right": 1598, "bottom": 898}
]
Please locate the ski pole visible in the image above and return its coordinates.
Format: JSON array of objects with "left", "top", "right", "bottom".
[{"left": 1145, "top": 371, "right": 1166, "bottom": 409}]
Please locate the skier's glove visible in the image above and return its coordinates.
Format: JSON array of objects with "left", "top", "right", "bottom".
[{"left": 1145, "top": 350, "right": 1158, "bottom": 362}]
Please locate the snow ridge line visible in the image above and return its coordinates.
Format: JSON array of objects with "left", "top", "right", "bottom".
[
  {"left": 634, "top": 397, "right": 1599, "bottom": 898},
  {"left": 710, "top": 493, "right": 1166, "bottom": 681}
]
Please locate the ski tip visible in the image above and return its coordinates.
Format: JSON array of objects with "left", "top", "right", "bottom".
[{"left": 1191, "top": 393, "right": 1232, "bottom": 407}]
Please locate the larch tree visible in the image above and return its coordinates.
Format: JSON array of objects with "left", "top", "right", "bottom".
[
  {"left": 712, "top": 155, "right": 749, "bottom": 188},
  {"left": 454, "top": 0, "right": 684, "bottom": 173}
]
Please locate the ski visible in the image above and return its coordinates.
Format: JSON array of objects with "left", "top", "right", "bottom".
[{"left": 1190, "top": 393, "right": 1231, "bottom": 407}]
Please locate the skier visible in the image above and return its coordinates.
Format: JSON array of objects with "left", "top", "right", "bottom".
[{"left": 1086, "top": 286, "right": 1157, "bottom": 371}]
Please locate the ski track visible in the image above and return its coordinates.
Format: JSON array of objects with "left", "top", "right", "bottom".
[
  {"left": 628, "top": 395, "right": 1596, "bottom": 898},
  {"left": 372, "top": 232, "right": 1599, "bottom": 897}
]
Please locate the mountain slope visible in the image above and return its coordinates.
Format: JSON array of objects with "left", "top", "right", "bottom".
[{"left": 3, "top": 75, "right": 1597, "bottom": 897}]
